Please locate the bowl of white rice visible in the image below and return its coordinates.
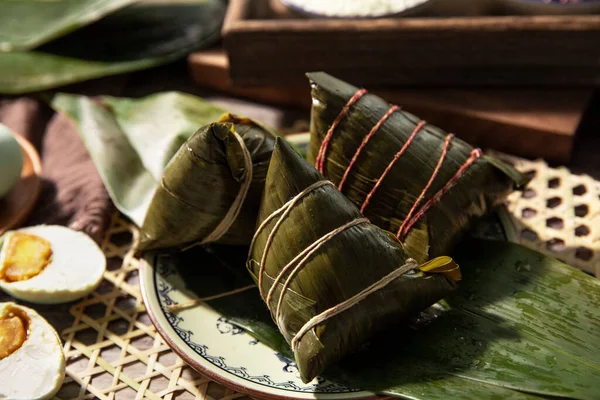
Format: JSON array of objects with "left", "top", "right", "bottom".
[{"left": 278, "top": 0, "right": 434, "bottom": 18}]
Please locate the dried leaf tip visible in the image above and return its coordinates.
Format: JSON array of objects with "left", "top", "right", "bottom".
[
  {"left": 207, "top": 121, "right": 235, "bottom": 141},
  {"left": 419, "top": 256, "right": 462, "bottom": 282},
  {"left": 306, "top": 71, "right": 362, "bottom": 103}
]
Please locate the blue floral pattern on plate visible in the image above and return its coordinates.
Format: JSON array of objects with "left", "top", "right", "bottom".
[{"left": 153, "top": 259, "right": 361, "bottom": 394}]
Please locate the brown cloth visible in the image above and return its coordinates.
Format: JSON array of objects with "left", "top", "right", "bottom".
[{"left": 0, "top": 97, "right": 114, "bottom": 243}]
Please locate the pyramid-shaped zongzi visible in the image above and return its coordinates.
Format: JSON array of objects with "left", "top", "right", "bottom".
[
  {"left": 139, "top": 114, "right": 276, "bottom": 250},
  {"left": 247, "top": 138, "right": 460, "bottom": 382}
]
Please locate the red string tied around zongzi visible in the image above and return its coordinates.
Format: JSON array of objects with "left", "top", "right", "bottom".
[
  {"left": 360, "top": 120, "right": 428, "bottom": 214},
  {"left": 399, "top": 148, "right": 484, "bottom": 239},
  {"left": 338, "top": 105, "right": 401, "bottom": 192},
  {"left": 316, "top": 90, "right": 485, "bottom": 246},
  {"left": 315, "top": 89, "right": 368, "bottom": 174},
  {"left": 397, "top": 133, "right": 454, "bottom": 241}
]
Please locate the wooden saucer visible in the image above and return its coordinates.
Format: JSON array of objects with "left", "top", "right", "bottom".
[{"left": 0, "top": 134, "right": 42, "bottom": 235}]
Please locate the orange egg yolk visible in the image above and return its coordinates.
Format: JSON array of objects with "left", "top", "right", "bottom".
[
  {"left": 0, "top": 233, "right": 52, "bottom": 282},
  {"left": 0, "top": 308, "right": 28, "bottom": 360}
]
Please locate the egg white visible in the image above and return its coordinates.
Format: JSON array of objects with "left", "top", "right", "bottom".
[
  {"left": 0, "top": 302, "right": 65, "bottom": 400},
  {"left": 0, "top": 225, "right": 106, "bottom": 304}
]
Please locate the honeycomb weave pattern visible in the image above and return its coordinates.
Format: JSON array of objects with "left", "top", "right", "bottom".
[
  {"left": 502, "top": 154, "right": 600, "bottom": 277},
  {"left": 55, "top": 215, "right": 249, "bottom": 400}
]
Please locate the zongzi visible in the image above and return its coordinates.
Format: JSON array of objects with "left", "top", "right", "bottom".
[
  {"left": 247, "top": 138, "right": 460, "bottom": 383},
  {"left": 307, "top": 72, "right": 528, "bottom": 263},
  {"left": 139, "top": 114, "right": 277, "bottom": 250}
]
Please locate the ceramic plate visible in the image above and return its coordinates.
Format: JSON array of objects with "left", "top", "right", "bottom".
[
  {"left": 139, "top": 132, "right": 510, "bottom": 399},
  {"left": 138, "top": 131, "right": 374, "bottom": 398},
  {"left": 0, "top": 133, "right": 42, "bottom": 235},
  {"left": 139, "top": 214, "right": 509, "bottom": 400},
  {"left": 139, "top": 256, "right": 375, "bottom": 399}
]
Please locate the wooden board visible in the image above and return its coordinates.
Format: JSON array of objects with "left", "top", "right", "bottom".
[
  {"left": 222, "top": 0, "right": 600, "bottom": 87},
  {"left": 189, "top": 49, "right": 592, "bottom": 163}
]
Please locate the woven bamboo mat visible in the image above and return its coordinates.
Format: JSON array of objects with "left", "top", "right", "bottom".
[
  {"left": 54, "top": 216, "right": 250, "bottom": 400},
  {"left": 502, "top": 154, "right": 600, "bottom": 278},
  {"left": 52, "top": 155, "right": 599, "bottom": 400}
]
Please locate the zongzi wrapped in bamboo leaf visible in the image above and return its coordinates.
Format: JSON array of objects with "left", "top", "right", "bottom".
[
  {"left": 247, "top": 138, "right": 460, "bottom": 383},
  {"left": 307, "top": 72, "right": 528, "bottom": 263},
  {"left": 139, "top": 114, "right": 277, "bottom": 250}
]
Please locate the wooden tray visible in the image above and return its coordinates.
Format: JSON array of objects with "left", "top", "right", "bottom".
[
  {"left": 189, "top": 49, "right": 591, "bottom": 163},
  {"left": 223, "top": 0, "right": 600, "bottom": 86}
]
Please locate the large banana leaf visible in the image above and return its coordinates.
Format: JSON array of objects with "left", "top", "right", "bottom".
[
  {"left": 0, "top": 0, "right": 134, "bottom": 52},
  {"left": 40, "top": 0, "right": 227, "bottom": 61},
  {"left": 0, "top": 52, "right": 167, "bottom": 95},
  {"left": 0, "top": 0, "right": 227, "bottom": 94},
  {"left": 157, "top": 238, "right": 600, "bottom": 399}
]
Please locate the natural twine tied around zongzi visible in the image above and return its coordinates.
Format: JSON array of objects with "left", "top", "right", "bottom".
[
  {"left": 182, "top": 128, "right": 254, "bottom": 250},
  {"left": 247, "top": 179, "right": 444, "bottom": 351}
]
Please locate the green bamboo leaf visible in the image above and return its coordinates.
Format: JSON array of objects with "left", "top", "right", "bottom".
[
  {"left": 51, "top": 93, "right": 156, "bottom": 226},
  {"left": 40, "top": 0, "right": 227, "bottom": 61},
  {"left": 0, "top": 51, "right": 168, "bottom": 95},
  {"left": 49, "top": 91, "right": 228, "bottom": 227},
  {"left": 160, "top": 239, "right": 600, "bottom": 399},
  {"left": 0, "top": 0, "right": 134, "bottom": 52},
  {"left": 102, "top": 93, "right": 226, "bottom": 181},
  {"left": 50, "top": 92, "right": 278, "bottom": 236},
  {"left": 335, "top": 239, "right": 600, "bottom": 399},
  {"left": 0, "top": 0, "right": 227, "bottom": 94}
]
